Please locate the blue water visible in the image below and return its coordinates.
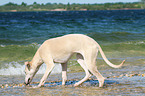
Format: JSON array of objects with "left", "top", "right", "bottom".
[
  {"left": 0, "top": 10, "right": 145, "bottom": 45},
  {"left": 0, "top": 10, "right": 145, "bottom": 75}
]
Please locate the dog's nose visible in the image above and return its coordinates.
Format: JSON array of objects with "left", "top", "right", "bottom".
[
  {"left": 24, "top": 82, "right": 27, "bottom": 85},
  {"left": 24, "top": 82, "right": 28, "bottom": 85},
  {"left": 24, "top": 81, "right": 29, "bottom": 86}
]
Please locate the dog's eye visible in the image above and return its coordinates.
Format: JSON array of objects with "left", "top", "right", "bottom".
[{"left": 24, "top": 71, "right": 26, "bottom": 74}]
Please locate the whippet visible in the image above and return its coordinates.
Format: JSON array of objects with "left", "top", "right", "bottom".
[{"left": 24, "top": 34, "right": 125, "bottom": 88}]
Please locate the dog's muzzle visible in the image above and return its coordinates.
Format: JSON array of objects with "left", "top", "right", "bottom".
[{"left": 24, "top": 78, "right": 30, "bottom": 86}]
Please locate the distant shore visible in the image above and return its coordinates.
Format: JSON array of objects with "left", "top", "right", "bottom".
[
  {"left": 0, "top": 2, "right": 144, "bottom": 12},
  {"left": 6, "top": 8, "right": 143, "bottom": 12}
]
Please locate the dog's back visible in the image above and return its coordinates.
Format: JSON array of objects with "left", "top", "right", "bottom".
[{"left": 40, "top": 34, "right": 97, "bottom": 52}]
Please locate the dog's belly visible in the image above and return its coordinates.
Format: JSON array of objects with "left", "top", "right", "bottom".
[
  {"left": 53, "top": 54, "right": 72, "bottom": 63},
  {"left": 54, "top": 58, "right": 68, "bottom": 63}
]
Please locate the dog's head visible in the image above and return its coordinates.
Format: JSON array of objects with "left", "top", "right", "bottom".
[{"left": 24, "top": 61, "right": 35, "bottom": 86}]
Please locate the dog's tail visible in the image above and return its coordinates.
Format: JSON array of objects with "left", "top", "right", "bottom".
[{"left": 98, "top": 44, "right": 125, "bottom": 68}]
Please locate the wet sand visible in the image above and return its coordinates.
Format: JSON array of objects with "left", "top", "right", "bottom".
[{"left": 1, "top": 63, "right": 145, "bottom": 96}]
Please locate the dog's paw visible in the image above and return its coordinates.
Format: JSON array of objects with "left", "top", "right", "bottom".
[
  {"left": 74, "top": 83, "right": 79, "bottom": 87},
  {"left": 98, "top": 78, "right": 105, "bottom": 87},
  {"left": 29, "top": 85, "right": 41, "bottom": 88}
]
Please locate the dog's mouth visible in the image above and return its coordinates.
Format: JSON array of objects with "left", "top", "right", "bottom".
[{"left": 24, "top": 78, "right": 31, "bottom": 86}]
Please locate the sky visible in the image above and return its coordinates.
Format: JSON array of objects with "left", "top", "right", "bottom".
[{"left": 0, "top": 0, "right": 140, "bottom": 5}]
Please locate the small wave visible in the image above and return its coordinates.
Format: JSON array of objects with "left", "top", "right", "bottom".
[
  {"left": 0, "top": 61, "right": 62, "bottom": 76},
  {"left": 0, "top": 39, "right": 29, "bottom": 45},
  {"left": 88, "top": 31, "right": 145, "bottom": 43},
  {"left": 124, "top": 41, "right": 145, "bottom": 45}
]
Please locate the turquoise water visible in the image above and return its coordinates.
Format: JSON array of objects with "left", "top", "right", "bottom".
[
  {"left": 0, "top": 10, "right": 145, "bottom": 75},
  {"left": 1, "top": 10, "right": 145, "bottom": 45}
]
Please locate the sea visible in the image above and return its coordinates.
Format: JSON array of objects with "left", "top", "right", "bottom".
[{"left": 0, "top": 10, "right": 145, "bottom": 76}]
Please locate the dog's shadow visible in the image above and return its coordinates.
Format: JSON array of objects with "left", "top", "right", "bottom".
[
  {"left": 66, "top": 79, "right": 118, "bottom": 87},
  {"left": 32, "top": 79, "right": 119, "bottom": 87}
]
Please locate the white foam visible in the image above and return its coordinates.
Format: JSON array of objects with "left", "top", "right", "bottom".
[
  {"left": 0, "top": 61, "right": 62, "bottom": 76},
  {"left": 0, "top": 45, "right": 6, "bottom": 47},
  {"left": 37, "top": 63, "right": 62, "bottom": 75},
  {"left": 125, "top": 41, "right": 145, "bottom": 45}
]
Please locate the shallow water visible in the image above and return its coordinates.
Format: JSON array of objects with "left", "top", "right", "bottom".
[{"left": 1, "top": 63, "right": 145, "bottom": 96}]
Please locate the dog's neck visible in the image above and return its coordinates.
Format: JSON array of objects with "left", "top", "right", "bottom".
[{"left": 31, "top": 51, "right": 43, "bottom": 69}]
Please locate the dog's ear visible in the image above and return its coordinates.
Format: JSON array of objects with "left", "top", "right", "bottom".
[
  {"left": 25, "top": 61, "right": 31, "bottom": 71},
  {"left": 25, "top": 61, "right": 29, "bottom": 65}
]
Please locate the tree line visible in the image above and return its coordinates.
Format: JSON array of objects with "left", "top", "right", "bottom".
[
  {"left": 0, "top": 2, "right": 143, "bottom": 12},
  {"left": 141, "top": 0, "right": 145, "bottom": 8}
]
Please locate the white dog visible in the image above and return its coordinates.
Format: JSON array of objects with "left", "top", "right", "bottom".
[{"left": 24, "top": 34, "right": 125, "bottom": 88}]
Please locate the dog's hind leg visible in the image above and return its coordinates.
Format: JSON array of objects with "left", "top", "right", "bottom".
[
  {"left": 61, "top": 63, "right": 67, "bottom": 85},
  {"left": 85, "top": 58, "right": 105, "bottom": 87},
  {"left": 84, "top": 49, "right": 105, "bottom": 87},
  {"left": 88, "top": 65, "right": 105, "bottom": 87},
  {"left": 74, "top": 53, "right": 92, "bottom": 87}
]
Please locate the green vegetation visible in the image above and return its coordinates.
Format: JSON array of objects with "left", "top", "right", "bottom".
[
  {"left": 0, "top": 2, "right": 143, "bottom": 12},
  {"left": 141, "top": 0, "right": 145, "bottom": 8}
]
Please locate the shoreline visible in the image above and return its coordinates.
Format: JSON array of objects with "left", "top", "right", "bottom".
[
  {"left": 1, "top": 63, "right": 145, "bottom": 95},
  {"left": 1, "top": 8, "right": 144, "bottom": 12}
]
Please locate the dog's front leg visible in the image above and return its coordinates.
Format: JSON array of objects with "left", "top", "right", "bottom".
[
  {"left": 61, "top": 63, "right": 67, "bottom": 85},
  {"left": 35, "top": 61, "right": 55, "bottom": 88}
]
